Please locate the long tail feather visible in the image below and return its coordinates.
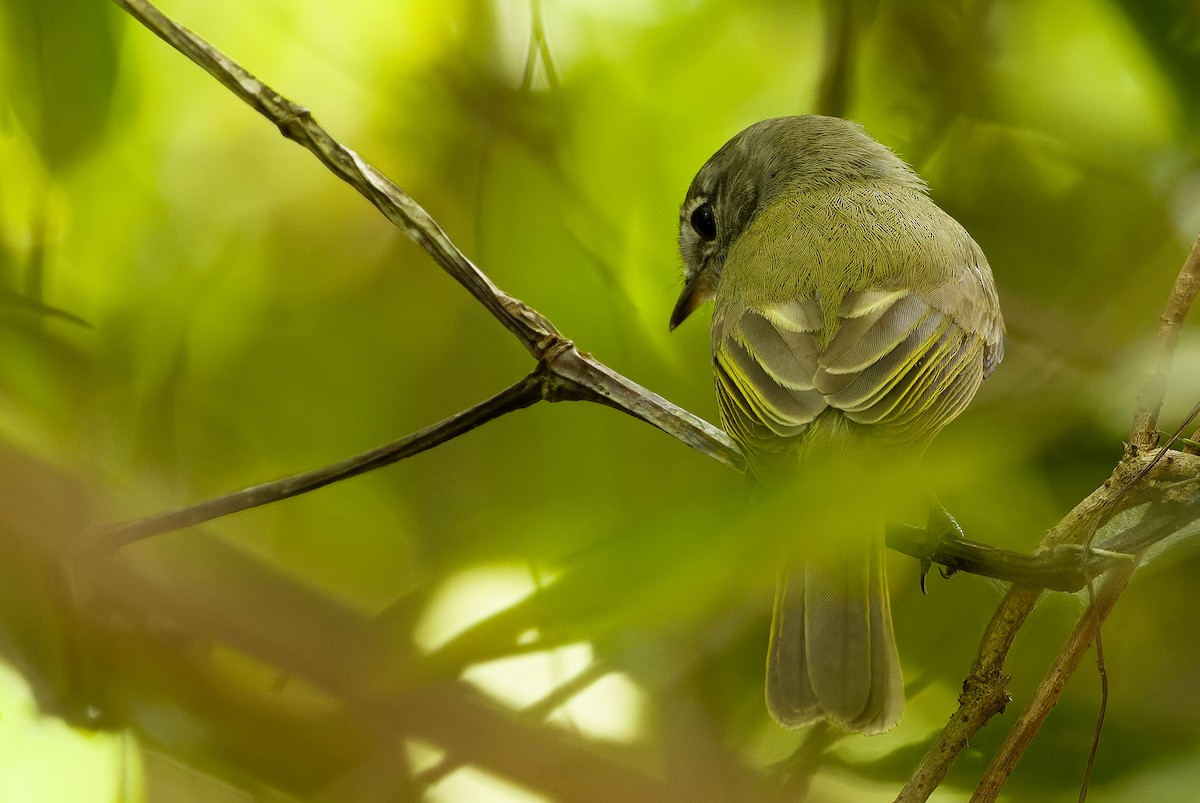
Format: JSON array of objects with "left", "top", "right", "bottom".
[{"left": 765, "top": 537, "right": 902, "bottom": 734}]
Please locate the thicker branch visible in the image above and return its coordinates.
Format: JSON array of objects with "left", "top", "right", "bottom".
[
  {"left": 886, "top": 525, "right": 1128, "bottom": 593},
  {"left": 887, "top": 449, "right": 1200, "bottom": 594}
]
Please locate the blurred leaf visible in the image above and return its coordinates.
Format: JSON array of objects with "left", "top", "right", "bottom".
[{"left": 2, "top": 0, "right": 120, "bottom": 173}]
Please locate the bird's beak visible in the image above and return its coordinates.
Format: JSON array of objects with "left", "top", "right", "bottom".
[{"left": 669, "top": 273, "right": 713, "bottom": 331}]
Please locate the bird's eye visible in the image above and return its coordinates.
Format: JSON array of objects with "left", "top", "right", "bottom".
[{"left": 690, "top": 202, "right": 717, "bottom": 241}]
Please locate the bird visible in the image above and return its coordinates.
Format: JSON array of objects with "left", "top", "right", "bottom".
[{"left": 669, "top": 115, "right": 1004, "bottom": 734}]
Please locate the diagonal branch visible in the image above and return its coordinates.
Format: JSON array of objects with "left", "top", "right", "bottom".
[
  {"left": 92, "top": 337, "right": 755, "bottom": 548},
  {"left": 109, "top": 0, "right": 554, "bottom": 356},
  {"left": 91, "top": 372, "right": 545, "bottom": 550},
  {"left": 1129, "top": 232, "right": 1200, "bottom": 448}
]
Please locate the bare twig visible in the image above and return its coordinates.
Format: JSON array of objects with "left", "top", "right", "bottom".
[
  {"left": 92, "top": 372, "right": 545, "bottom": 550},
  {"left": 109, "top": 0, "right": 739, "bottom": 469},
  {"left": 1129, "top": 232, "right": 1200, "bottom": 448},
  {"left": 922, "top": 419, "right": 1200, "bottom": 802},
  {"left": 93, "top": 330, "right": 752, "bottom": 546},
  {"left": 112, "top": 0, "right": 728, "bottom": 463},
  {"left": 1079, "top": 590, "right": 1111, "bottom": 803},
  {"left": 899, "top": 223, "right": 1200, "bottom": 800}
]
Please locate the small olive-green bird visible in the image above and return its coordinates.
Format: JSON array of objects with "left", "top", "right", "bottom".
[{"left": 670, "top": 115, "right": 1004, "bottom": 734}]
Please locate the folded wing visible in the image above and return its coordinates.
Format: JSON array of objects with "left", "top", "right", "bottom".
[{"left": 714, "top": 265, "right": 1002, "bottom": 461}]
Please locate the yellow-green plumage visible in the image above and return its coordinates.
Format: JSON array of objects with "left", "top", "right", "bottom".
[{"left": 672, "top": 116, "right": 1003, "bottom": 734}]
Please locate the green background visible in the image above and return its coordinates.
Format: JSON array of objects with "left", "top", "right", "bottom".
[{"left": 1, "top": 0, "right": 1199, "bottom": 800}]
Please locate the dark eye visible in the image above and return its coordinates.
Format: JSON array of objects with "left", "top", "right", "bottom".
[{"left": 690, "top": 202, "right": 716, "bottom": 241}]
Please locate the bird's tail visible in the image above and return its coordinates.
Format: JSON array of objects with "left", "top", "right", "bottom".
[{"left": 765, "top": 534, "right": 903, "bottom": 734}]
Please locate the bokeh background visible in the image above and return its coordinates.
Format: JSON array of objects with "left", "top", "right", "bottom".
[{"left": 2, "top": 0, "right": 1199, "bottom": 801}]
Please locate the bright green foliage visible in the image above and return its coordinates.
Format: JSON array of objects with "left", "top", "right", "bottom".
[{"left": 0, "top": 1, "right": 1198, "bottom": 801}]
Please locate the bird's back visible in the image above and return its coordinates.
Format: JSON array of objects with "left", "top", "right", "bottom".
[{"left": 711, "top": 181, "right": 1003, "bottom": 476}]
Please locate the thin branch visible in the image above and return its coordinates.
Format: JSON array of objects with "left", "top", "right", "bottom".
[
  {"left": 969, "top": 562, "right": 1137, "bottom": 803},
  {"left": 92, "top": 373, "right": 544, "bottom": 550},
  {"left": 539, "top": 344, "right": 742, "bottom": 471},
  {"left": 1129, "top": 232, "right": 1200, "bottom": 448},
  {"left": 1079, "top": 588, "right": 1111, "bottom": 803}
]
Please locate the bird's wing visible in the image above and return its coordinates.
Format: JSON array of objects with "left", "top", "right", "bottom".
[
  {"left": 715, "top": 261, "right": 1002, "bottom": 461},
  {"left": 714, "top": 296, "right": 827, "bottom": 463}
]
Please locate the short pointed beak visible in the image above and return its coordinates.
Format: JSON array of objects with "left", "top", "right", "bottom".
[{"left": 669, "top": 273, "right": 712, "bottom": 331}]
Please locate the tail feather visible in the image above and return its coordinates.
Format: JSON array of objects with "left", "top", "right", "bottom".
[
  {"left": 804, "top": 545, "right": 872, "bottom": 720},
  {"left": 765, "top": 575, "right": 820, "bottom": 725},
  {"left": 765, "top": 537, "right": 903, "bottom": 734},
  {"left": 859, "top": 537, "right": 905, "bottom": 732}
]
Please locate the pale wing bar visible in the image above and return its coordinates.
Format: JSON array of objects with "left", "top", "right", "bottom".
[
  {"left": 816, "top": 290, "right": 988, "bottom": 442},
  {"left": 715, "top": 304, "right": 827, "bottom": 452},
  {"left": 714, "top": 286, "right": 990, "bottom": 452}
]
